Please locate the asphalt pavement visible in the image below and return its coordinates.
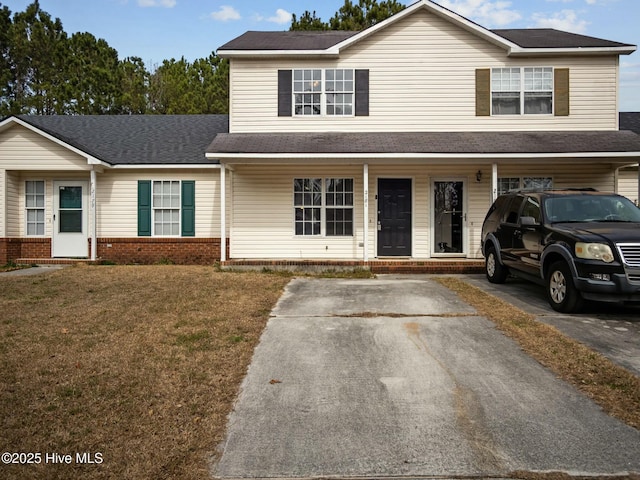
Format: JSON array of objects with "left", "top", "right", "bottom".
[{"left": 212, "top": 275, "right": 640, "bottom": 479}]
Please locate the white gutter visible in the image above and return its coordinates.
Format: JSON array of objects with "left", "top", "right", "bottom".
[
  {"left": 206, "top": 151, "right": 640, "bottom": 161},
  {"left": 112, "top": 164, "right": 221, "bottom": 169}
]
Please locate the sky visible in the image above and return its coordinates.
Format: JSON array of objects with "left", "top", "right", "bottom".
[{"left": 2, "top": 0, "right": 640, "bottom": 110}]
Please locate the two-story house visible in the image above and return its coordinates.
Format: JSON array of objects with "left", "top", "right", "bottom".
[{"left": 1, "top": 0, "right": 639, "bottom": 269}]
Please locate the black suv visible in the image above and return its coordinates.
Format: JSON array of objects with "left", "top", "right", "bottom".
[{"left": 481, "top": 189, "right": 640, "bottom": 312}]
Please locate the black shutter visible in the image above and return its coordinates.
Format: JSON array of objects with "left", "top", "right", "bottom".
[
  {"left": 355, "top": 69, "right": 369, "bottom": 116},
  {"left": 278, "top": 70, "right": 292, "bottom": 117},
  {"left": 181, "top": 181, "right": 195, "bottom": 237}
]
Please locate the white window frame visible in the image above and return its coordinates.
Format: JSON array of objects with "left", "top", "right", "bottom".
[
  {"left": 293, "top": 177, "right": 354, "bottom": 236},
  {"left": 293, "top": 69, "right": 354, "bottom": 117},
  {"left": 498, "top": 176, "right": 553, "bottom": 195},
  {"left": 152, "top": 180, "right": 181, "bottom": 237},
  {"left": 492, "top": 67, "right": 553, "bottom": 116},
  {"left": 25, "top": 180, "right": 46, "bottom": 236}
]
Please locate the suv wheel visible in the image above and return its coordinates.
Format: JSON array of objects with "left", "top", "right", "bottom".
[
  {"left": 546, "top": 261, "right": 583, "bottom": 313},
  {"left": 485, "top": 246, "right": 508, "bottom": 283}
]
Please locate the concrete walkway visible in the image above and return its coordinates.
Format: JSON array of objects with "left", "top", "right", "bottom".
[{"left": 212, "top": 276, "right": 640, "bottom": 479}]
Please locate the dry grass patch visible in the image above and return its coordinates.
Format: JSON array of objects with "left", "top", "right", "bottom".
[
  {"left": 435, "top": 276, "right": 640, "bottom": 430},
  {"left": 0, "top": 265, "right": 290, "bottom": 480}
]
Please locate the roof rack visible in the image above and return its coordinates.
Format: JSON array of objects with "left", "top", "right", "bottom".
[{"left": 510, "top": 187, "right": 599, "bottom": 193}]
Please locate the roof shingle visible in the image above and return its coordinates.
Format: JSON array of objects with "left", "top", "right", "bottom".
[
  {"left": 207, "top": 131, "right": 640, "bottom": 156},
  {"left": 14, "top": 115, "right": 228, "bottom": 165}
]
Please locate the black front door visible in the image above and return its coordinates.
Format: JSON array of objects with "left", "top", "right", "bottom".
[{"left": 378, "top": 179, "right": 412, "bottom": 256}]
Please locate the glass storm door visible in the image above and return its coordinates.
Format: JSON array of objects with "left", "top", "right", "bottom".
[
  {"left": 53, "top": 181, "right": 88, "bottom": 257},
  {"left": 433, "top": 180, "right": 465, "bottom": 256}
]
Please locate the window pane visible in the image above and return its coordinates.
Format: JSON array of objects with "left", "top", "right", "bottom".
[
  {"left": 492, "top": 92, "right": 521, "bottom": 115},
  {"left": 524, "top": 92, "right": 552, "bottom": 114}
]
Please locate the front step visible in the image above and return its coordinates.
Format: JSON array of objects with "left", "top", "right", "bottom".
[{"left": 15, "top": 258, "right": 99, "bottom": 266}]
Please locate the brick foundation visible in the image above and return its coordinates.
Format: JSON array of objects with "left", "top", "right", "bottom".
[
  {"left": 1, "top": 238, "right": 52, "bottom": 264},
  {"left": 97, "top": 238, "right": 225, "bottom": 265},
  {"left": 2, "top": 237, "right": 226, "bottom": 265}
]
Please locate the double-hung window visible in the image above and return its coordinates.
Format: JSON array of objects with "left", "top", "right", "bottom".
[
  {"left": 153, "top": 180, "right": 180, "bottom": 236},
  {"left": 137, "top": 180, "right": 195, "bottom": 237},
  {"left": 492, "top": 67, "right": 553, "bottom": 115},
  {"left": 294, "top": 178, "right": 354, "bottom": 236},
  {"left": 25, "top": 180, "right": 45, "bottom": 236},
  {"left": 293, "top": 69, "right": 354, "bottom": 116}
]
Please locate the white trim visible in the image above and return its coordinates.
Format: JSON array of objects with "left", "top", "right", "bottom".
[
  {"left": 206, "top": 152, "right": 640, "bottom": 162},
  {"left": 90, "top": 170, "right": 97, "bottom": 261},
  {"left": 363, "top": 164, "right": 369, "bottom": 262},
  {"left": 112, "top": 164, "right": 221, "bottom": 169},
  {"left": 220, "top": 163, "right": 226, "bottom": 262}
]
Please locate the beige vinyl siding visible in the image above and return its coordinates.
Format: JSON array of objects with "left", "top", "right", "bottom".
[
  {"left": 5, "top": 172, "right": 20, "bottom": 237},
  {"left": 618, "top": 167, "right": 639, "bottom": 204},
  {"left": 231, "top": 165, "right": 364, "bottom": 259},
  {"left": 0, "top": 125, "right": 90, "bottom": 170},
  {"left": 96, "top": 170, "right": 222, "bottom": 237},
  {"left": 229, "top": 9, "right": 619, "bottom": 133},
  {"left": 232, "top": 164, "right": 486, "bottom": 260},
  {"left": 231, "top": 162, "right": 621, "bottom": 260}
]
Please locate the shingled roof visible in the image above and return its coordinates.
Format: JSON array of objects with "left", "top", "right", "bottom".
[
  {"left": 207, "top": 131, "right": 640, "bottom": 156},
  {"left": 11, "top": 115, "right": 229, "bottom": 166},
  {"left": 219, "top": 28, "right": 634, "bottom": 52},
  {"left": 620, "top": 112, "right": 640, "bottom": 134}
]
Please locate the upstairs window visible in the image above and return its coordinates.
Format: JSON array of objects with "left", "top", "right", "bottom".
[
  {"left": 294, "top": 69, "right": 322, "bottom": 115},
  {"left": 492, "top": 67, "right": 553, "bottom": 115},
  {"left": 293, "top": 69, "right": 354, "bottom": 116}
]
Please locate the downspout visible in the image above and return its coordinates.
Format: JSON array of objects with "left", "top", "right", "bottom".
[
  {"left": 363, "top": 163, "right": 369, "bottom": 262},
  {"left": 220, "top": 163, "right": 226, "bottom": 262},
  {"left": 492, "top": 163, "right": 498, "bottom": 202},
  {"left": 90, "top": 168, "right": 97, "bottom": 261}
]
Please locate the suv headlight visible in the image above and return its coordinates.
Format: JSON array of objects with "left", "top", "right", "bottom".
[{"left": 575, "top": 243, "right": 614, "bottom": 263}]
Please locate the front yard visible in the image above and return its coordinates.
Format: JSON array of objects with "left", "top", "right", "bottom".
[{"left": 0, "top": 265, "right": 290, "bottom": 480}]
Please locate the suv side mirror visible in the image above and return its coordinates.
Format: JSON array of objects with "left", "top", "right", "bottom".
[{"left": 520, "top": 216, "right": 539, "bottom": 226}]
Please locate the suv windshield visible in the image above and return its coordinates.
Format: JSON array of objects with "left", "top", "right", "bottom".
[{"left": 544, "top": 195, "right": 640, "bottom": 223}]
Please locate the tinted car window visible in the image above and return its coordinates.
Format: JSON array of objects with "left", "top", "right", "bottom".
[
  {"left": 521, "top": 196, "right": 541, "bottom": 223},
  {"left": 545, "top": 194, "right": 640, "bottom": 223},
  {"left": 503, "top": 196, "right": 525, "bottom": 224}
]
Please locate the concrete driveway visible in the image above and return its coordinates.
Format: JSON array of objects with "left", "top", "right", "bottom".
[
  {"left": 212, "top": 276, "right": 640, "bottom": 479},
  {"left": 462, "top": 274, "right": 640, "bottom": 376}
]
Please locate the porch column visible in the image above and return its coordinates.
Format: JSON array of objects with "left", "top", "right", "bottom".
[
  {"left": 220, "top": 163, "right": 226, "bottom": 262},
  {"left": 492, "top": 163, "right": 498, "bottom": 202},
  {"left": 363, "top": 163, "right": 369, "bottom": 262},
  {"left": 90, "top": 168, "right": 97, "bottom": 261}
]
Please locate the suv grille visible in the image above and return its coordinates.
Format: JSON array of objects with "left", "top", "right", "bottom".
[
  {"left": 617, "top": 243, "right": 640, "bottom": 266},
  {"left": 617, "top": 244, "right": 640, "bottom": 282}
]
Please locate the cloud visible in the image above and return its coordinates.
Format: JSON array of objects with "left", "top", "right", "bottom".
[
  {"left": 438, "top": 0, "right": 521, "bottom": 27},
  {"left": 531, "top": 9, "right": 589, "bottom": 33},
  {"left": 138, "top": 0, "right": 176, "bottom": 7},
  {"left": 267, "top": 8, "right": 292, "bottom": 24},
  {"left": 210, "top": 5, "right": 241, "bottom": 21}
]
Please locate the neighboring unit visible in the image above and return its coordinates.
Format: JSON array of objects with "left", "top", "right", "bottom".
[{"left": 1, "top": 0, "right": 639, "bottom": 267}]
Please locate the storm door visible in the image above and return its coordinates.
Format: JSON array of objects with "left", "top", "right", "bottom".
[
  {"left": 377, "top": 178, "right": 412, "bottom": 256},
  {"left": 433, "top": 180, "right": 466, "bottom": 256},
  {"left": 52, "top": 181, "right": 88, "bottom": 257}
]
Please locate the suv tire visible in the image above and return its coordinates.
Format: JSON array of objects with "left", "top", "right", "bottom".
[
  {"left": 485, "top": 245, "right": 509, "bottom": 284},
  {"left": 546, "top": 260, "right": 584, "bottom": 313}
]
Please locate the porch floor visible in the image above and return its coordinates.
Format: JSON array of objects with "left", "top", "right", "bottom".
[{"left": 222, "top": 258, "right": 485, "bottom": 274}]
